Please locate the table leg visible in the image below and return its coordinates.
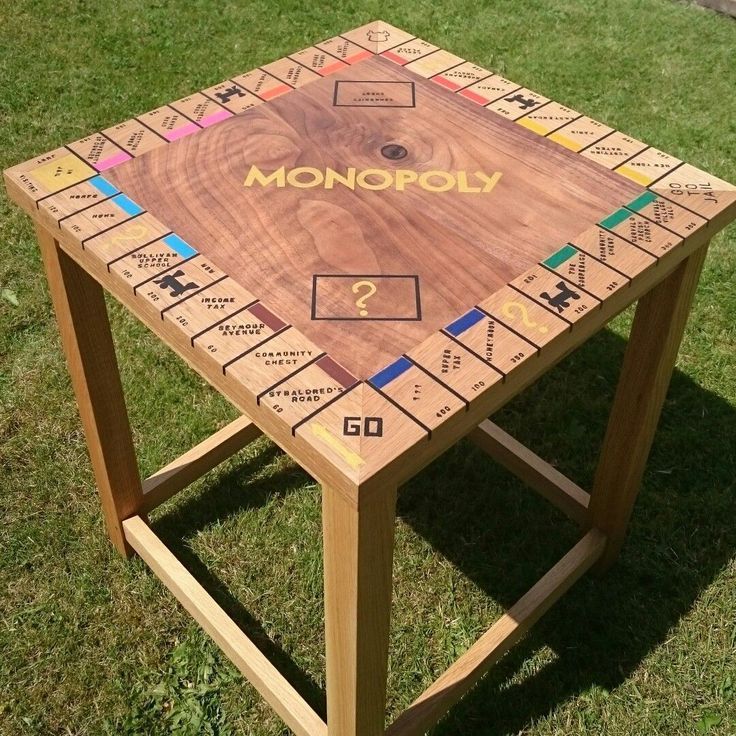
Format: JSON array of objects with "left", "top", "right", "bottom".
[
  {"left": 35, "top": 224, "right": 143, "bottom": 557},
  {"left": 589, "top": 244, "right": 709, "bottom": 570},
  {"left": 323, "top": 484, "right": 397, "bottom": 736}
]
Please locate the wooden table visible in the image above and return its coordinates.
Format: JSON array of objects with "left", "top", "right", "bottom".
[{"left": 5, "top": 20, "right": 735, "bottom": 736}]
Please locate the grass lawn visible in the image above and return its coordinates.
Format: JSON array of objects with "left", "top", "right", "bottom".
[{"left": 1, "top": 0, "right": 735, "bottom": 734}]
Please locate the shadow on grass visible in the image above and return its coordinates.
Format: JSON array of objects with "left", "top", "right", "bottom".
[
  {"left": 403, "top": 327, "right": 736, "bottom": 735},
  {"left": 147, "top": 325, "right": 736, "bottom": 735},
  {"left": 150, "top": 441, "right": 328, "bottom": 718}
]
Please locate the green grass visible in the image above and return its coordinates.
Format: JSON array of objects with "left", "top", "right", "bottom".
[{"left": 1, "top": 1, "right": 735, "bottom": 734}]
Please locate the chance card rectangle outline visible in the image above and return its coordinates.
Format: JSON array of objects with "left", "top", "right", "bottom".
[
  {"left": 332, "top": 80, "right": 416, "bottom": 107},
  {"left": 311, "top": 273, "right": 422, "bottom": 321}
]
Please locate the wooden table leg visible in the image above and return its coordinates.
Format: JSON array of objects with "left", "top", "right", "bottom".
[
  {"left": 589, "top": 244, "right": 709, "bottom": 570},
  {"left": 35, "top": 224, "right": 143, "bottom": 557},
  {"left": 323, "top": 483, "right": 397, "bottom": 736}
]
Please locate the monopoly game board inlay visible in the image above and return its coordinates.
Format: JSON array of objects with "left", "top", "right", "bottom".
[
  {"left": 6, "top": 21, "right": 734, "bottom": 487},
  {"left": 5, "top": 19, "right": 735, "bottom": 736}
]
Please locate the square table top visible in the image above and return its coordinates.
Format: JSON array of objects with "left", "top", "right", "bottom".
[{"left": 5, "top": 20, "right": 735, "bottom": 489}]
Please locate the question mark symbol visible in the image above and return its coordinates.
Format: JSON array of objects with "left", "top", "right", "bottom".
[
  {"left": 501, "top": 300, "right": 548, "bottom": 334},
  {"left": 352, "top": 280, "right": 377, "bottom": 317},
  {"left": 109, "top": 224, "right": 149, "bottom": 245}
]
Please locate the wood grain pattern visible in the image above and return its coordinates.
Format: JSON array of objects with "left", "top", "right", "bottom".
[
  {"left": 337, "top": 218, "right": 712, "bottom": 489},
  {"left": 323, "top": 482, "right": 397, "bottom": 736},
  {"left": 36, "top": 224, "right": 143, "bottom": 556},
  {"left": 469, "top": 420, "right": 590, "bottom": 525},
  {"left": 123, "top": 516, "right": 328, "bottom": 736},
  {"left": 380, "top": 38, "right": 439, "bottom": 66},
  {"left": 341, "top": 21, "right": 414, "bottom": 54},
  {"left": 6, "top": 20, "right": 730, "bottom": 489},
  {"left": 580, "top": 130, "right": 647, "bottom": 169},
  {"left": 588, "top": 244, "right": 709, "bottom": 569},
  {"left": 141, "top": 415, "right": 262, "bottom": 512},
  {"left": 652, "top": 163, "right": 736, "bottom": 229},
  {"left": 4, "top": 19, "right": 734, "bottom": 736},
  {"left": 615, "top": 146, "right": 682, "bottom": 186},
  {"left": 105, "top": 56, "right": 643, "bottom": 380},
  {"left": 386, "top": 530, "right": 606, "bottom": 736}
]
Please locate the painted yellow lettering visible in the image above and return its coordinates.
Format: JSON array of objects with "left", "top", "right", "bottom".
[
  {"left": 456, "top": 171, "right": 482, "bottom": 193},
  {"left": 356, "top": 168, "right": 393, "bottom": 190},
  {"left": 419, "top": 170, "right": 455, "bottom": 192},
  {"left": 324, "top": 167, "right": 356, "bottom": 190},
  {"left": 394, "top": 170, "right": 418, "bottom": 191},
  {"left": 243, "top": 165, "right": 286, "bottom": 188},
  {"left": 476, "top": 171, "right": 503, "bottom": 193},
  {"left": 286, "top": 167, "right": 324, "bottom": 188}
]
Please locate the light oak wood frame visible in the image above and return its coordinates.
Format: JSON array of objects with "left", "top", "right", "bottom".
[
  {"left": 36, "top": 223, "right": 144, "bottom": 556},
  {"left": 37, "top": 215, "right": 708, "bottom": 735},
  {"left": 35, "top": 225, "right": 265, "bottom": 555}
]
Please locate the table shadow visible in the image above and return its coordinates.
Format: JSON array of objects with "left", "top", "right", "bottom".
[
  {"left": 150, "top": 441, "right": 328, "bottom": 717},
  {"left": 147, "top": 324, "right": 735, "bottom": 734},
  {"left": 397, "top": 326, "right": 736, "bottom": 735}
]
